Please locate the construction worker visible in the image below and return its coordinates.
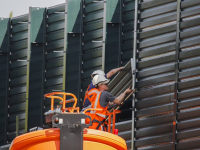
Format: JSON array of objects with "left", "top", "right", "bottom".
[
  {"left": 82, "top": 67, "right": 124, "bottom": 111},
  {"left": 87, "top": 75, "right": 133, "bottom": 130}
]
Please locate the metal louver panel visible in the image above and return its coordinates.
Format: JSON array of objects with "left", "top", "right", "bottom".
[
  {"left": 107, "top": 59, "right": 134, "bottom": 149},
  {"left": 133, "top": 0, "right": 200, "bottom": 149},
  {"left": 64, "top": 0, "right": 82, "bottom": 107},
  {"left": 81, "top": 0, "right": 106, "bottom": 98},
  {"left": 45, "top": 4, "right": 65, "bottom": 111},
  {"left": 8, "top": 14, "right": 29, "bottom": 142},
  {"left": 1, "top": 0, "right": 200, "bottom": 149},
  {"left": 105, "top": 0, "right": 122, "bottom": 73},
  {"left": 0, "top": 18, "right": 10, "bottom": 145},
  {"left": 28, "top": 7, "right": 46, "bottom": 132},
  {"left": 122, "top": 0, "right": 135, "bottom": 65}
]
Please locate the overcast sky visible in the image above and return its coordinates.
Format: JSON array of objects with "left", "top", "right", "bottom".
[{"left": 0, "top": 0, "right": 65, "bottom": 18}]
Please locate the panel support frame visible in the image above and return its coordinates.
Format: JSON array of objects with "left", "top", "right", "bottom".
[
  {"left": 25, "top": 7, "right": 32, "bottom": 133},
  {"left": 62, "top": 0, "right": 68, "bottom": 92},
  {"left": 102, "top": 0, "right": 107, "bottom": 71},
  {"left": 26, "top": 6, "right": 47, "bottom": 132},
  {"left": 0, "top": 18, "right": 11, "bottom": 145},
  {"left": 173, "top": 0, "right": 181, "bottom": 149},
  {"left": 132, "top": 0, "right": 138, "bottom": 149}
]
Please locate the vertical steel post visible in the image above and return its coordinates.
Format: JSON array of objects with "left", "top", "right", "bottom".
[
  {"left": 79, "top": 1, "right": 83, "bottom": 107},
  {"left": 16, "top": 116, "right": 19, "bottom": 137},
  {"left": 62, "top": 0, "right": 68, "bottom": 92},
  {"left": 118, "top": 0, "right": 122, "bottom": 67},
  {"left": 102, "top": 0, "right": 107, "bottom": 71},
  {"left": 131, "top": 0, "right": 138, "bottom": 149},
  {"left": 43, "top": 9, "right": 47, "bottom": 127},
  {"left": 172, "top": 0, "right": 181, "bottom": 149},
  {"left": 25, "top": 7, "right": 32, "bottom": 133},
  {"left": 6, "top": 18, "right": 11, "bottom": 144},
  {"left": 41, "top": 8, "right": 47, "bottom": 128}
]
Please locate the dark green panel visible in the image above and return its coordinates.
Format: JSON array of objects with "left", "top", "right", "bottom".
[
  {"left": 10, "top": 68, "right": 27, "bottom": 78},
  {"left": 10, "top": 49, "right": 27, "bottom": 60},
  {"left": 45, "top": 5, "right": 65, "bottom": 116},
  {"left": 107, "top": 0, "right": 121, "bottom": 23},
  {"left": 46, "top": 59, "right": 63, "bottom": 69},
  {"left": 85, "top": 3, "right": 103, "bottom": 14},
  {"left": 0, "top": 18, "right": 9, "bottom": 52},
  {"left": 11, "top": 15, "right": 28, "bottom": 25},
  {"left": 67, "top": 0, "right": 82, "bottom": 33},
  {"left": 65, "top": 34, "right": 82, "bottom": 106},
  {"left": 84, "top": 30, "right": 103, "bottom": 42},
  {"left": 9, "top": 86, "right": 26, "bottom": 96},
  {"left": 124, "top": 1, "right": 135, "bottom": 12},
  {"left": 12, "top": 24, "right": 28, "bottom": 34},
  {"left": 84, "top": 12, "right": 103, "bottom": 23},
  {"left": 9, "top": 94, "right": 26, "bottom": 105},
  {"left": 9, "top": 13, "right": 29, "bottom": 139},
  {"left": 0, "top": 18, "right": 10, "bottom": 145},
  {"left": 30, "top": 8, "right": 46, "bottom": 43},
  {"left": 105, "top": 24, "right": 121, "bottom": 73},
  {"left": 9, "top": 102, "right": 26, "bottom": 114},
  {"left": 46, "top": 42, "right": 64, "bottom": 51},
  {"left": 47, "top": 4, "right": 65, "bottom": 15},
  {"left": 11, "top": 33, "right": 28, "bottom": 43},
  {"left": 28, "top": 7, "right": 46, "bottom": 131},
  {"left": 47, "top": 23, "right": 64, "bottom": 33},
  {"left": 10, "top": 41, "right": 28, "bottom": 52},
  {"left": 46, "top": 31, "right": 64, "bottom": 42},
  {"left": 47, "top": 14, "right": 65, "bottom": 24},
  {"left": 10, "top": 77, "right": 26, "bottom": 87},
  {"left": 84, "top": 20, "right": 103, "bottom": 32}
]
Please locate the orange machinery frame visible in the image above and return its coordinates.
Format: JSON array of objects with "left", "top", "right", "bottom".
[{"left": 45, "top": 92, "right": 121, "bottom": 133}]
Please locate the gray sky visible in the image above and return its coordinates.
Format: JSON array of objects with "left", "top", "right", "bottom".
[{"left": 0, "top": 0, "right": 65, "bottom": 18}]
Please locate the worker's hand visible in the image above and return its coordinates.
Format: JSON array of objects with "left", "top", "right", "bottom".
[
  {"left": 125, "top": 86, "right": 133, "bottom": 94},
  {"left": 118, "top": 66, "right": 124, "bottom": 72}
]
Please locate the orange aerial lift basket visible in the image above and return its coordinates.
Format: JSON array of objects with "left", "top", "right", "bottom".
[{"left": 9, "top": 92, "right": 127, "bottom": 150}]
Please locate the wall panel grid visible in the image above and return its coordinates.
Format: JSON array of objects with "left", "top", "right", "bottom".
[
  {"left": 81, "top": 0, "right": 106, "bottom": 99},
  {"left": 45, "top": 4, "right": 66, "bottom": 111},
  {"left": 8, "top": 14, "right": 29, "bottom": 142},
  {"left": 133, "top": 0, "right": 200, "bottom": 150},
  {"left": 0, "top": 0, "right": 200, "bottom": 149}
]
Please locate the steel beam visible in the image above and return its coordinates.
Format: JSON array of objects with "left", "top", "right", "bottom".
[
  {"left": 62, "top": 0, "right": 68, "bottom": 92},
  {"left": 172, "top": 0, "right": 181, "bottom": 149},
  {"left": 132, "top": 0, "right": 138, "bottom": 149},
  {"left": 102, "top": 0, "right": 107, "bottom": 71}
]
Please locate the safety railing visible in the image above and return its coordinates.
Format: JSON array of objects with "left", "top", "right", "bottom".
[
  {"left": 44, "top": 92, "right": 79, "bottom": 113},
  {"left": 83, "top": 108, "right": 121, "bottom": 133}
]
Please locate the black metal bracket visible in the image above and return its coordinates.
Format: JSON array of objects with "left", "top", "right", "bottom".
[{"left": 52, "top": 113, "right": 92, "bottom": 150}]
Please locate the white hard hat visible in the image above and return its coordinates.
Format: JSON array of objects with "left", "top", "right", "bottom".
[
  {"left": 91, "top": 70, "right": 105, "bottom": 78},
  {"left": 92, "top": 75, "right": 110, "bottom": 87}
]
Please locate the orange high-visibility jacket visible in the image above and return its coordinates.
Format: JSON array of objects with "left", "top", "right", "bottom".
[
  {"left": 85, "top": 89, "right": 109, "bottom": 130},
  {"left": 83, "top": 86, "right": 98, "bottom": 105},
  {"left": 83, "top": 85, "right": 100, "bottom": 111},
  {"left": 90, "top": 89, "right": 108, "bottom": 119}
]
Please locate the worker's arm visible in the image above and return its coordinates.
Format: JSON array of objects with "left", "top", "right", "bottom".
[
  {"left": 113, "top": 87, "right": 132, "bottom": 105},
  {"left": 106, "top": 67, "right": 124, "bottom": 79},
  {"left": 108, "top": 101, "right": 114, "bottom": 106}
]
